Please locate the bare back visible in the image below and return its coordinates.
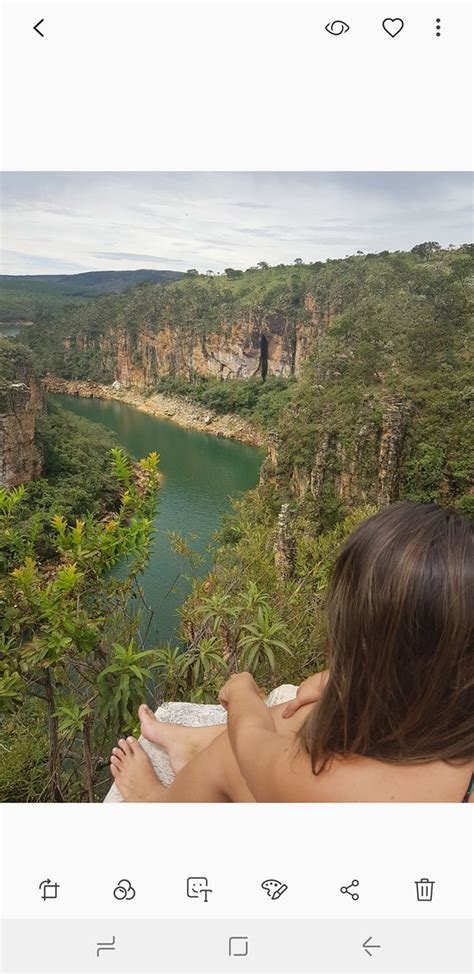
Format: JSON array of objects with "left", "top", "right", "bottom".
[{"left": 267, "top": 702, "right": 474, "bottom": 804}]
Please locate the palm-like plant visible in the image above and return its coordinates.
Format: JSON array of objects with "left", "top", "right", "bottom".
[
  {"left": 153, "top": 644, "right": 188, "bottom": 699},
  {"left": 193, "top": 591, "right": 235, "bottom": 634},
  {"left": 188, "top": 636, "right": 228, "bottom": 686},
  {"left": 236, "top": 580, "right": 269, "bottom": 613},
  {"left": 238, "top": 606, "right": 291, "bottom": 675}
]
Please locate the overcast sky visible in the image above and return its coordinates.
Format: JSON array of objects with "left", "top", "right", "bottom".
[{"left": 1, "top": 172, "right": 472, "bottom": 275}]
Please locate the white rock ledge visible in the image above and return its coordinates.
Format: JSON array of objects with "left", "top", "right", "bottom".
[{"left": 104, "top": 685, "right": 298, "bottom": 802}]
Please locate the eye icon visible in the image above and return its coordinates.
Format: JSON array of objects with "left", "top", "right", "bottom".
[{"left": 325, "top": 20, "right": 350, "bottom": 36}]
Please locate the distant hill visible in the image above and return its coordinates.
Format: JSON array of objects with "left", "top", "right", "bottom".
[{"left": 0, "top": 269, "right": 184, "bottom": 321}]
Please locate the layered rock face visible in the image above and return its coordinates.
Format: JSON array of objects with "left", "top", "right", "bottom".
[
  {"left": 0, "top": 344, "right": 44, "bottom": 488},
  {"left": 63, "top": 300, "right": 323, "bottom": 388},
  {"left": 266, "top": 397, "right": 413, "bottom": 510}
]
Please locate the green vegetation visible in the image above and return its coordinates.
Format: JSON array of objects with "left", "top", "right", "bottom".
[
  {"left": 0, "top": 446, "right": 162, "bottom": 801},
  {"left": 9, "top": 403, "right": 122, "bottom": 562},
  {"left": 0, "top": 270, "right": 183, "bottom": 321},
  {"left": 273, "top": 244, "right": 473, "bottom": 520},
  {"left": 0, "top": 338, "right": 37, "bottom": 395},
  {"left": 0, "top": 281, "right": 85, "bottom": 322},
  {"left": 153, "top": 374, "right": 295, "bottom": 428},
  {"left": 175, "top": 491, "right": 375, "bottom": 695}
]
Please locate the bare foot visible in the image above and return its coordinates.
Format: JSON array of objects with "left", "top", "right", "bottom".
[
  {"left": 110, "top": 737, "right": 165, "bottom": 802},
  {"left": 138, "top": 704, "right": 223, "bottom": 774}
]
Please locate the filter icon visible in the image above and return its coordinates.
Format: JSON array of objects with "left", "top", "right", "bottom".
[{"left": 415, "top": 878, "right": 435, "bottom": 901}]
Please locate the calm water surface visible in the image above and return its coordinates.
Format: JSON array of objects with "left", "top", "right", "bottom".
[
  {"left": 54, "top": 393, "right": 263, "bottom": 644},
  {"left": 0, "top": 324, "right": 21, "bottom": 337}
]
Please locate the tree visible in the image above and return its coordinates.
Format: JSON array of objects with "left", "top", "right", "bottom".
[
  {"left": 257, "top": 261, "right": 270, "bottom": 270},
  {"left": 411, "top": 242, "right": 441, "bottom": 259},
  {"left": 224, "top": 268, "right": 243, "bottom": 278},
  {"left": 186, "top": 268, "right": 199, "bottom": 276},
  {"left": 294, "top": 258, "right": 303, "bottom": 265},
  {"left": 0, "top": 449, "right": 162, "bottom": 801}
]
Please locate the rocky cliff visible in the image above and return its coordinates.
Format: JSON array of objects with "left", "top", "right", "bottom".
[
  {"left": 24, "top": 267, "right": 331, "bottom": 387},
  {"left": 0, "top": 341, "right": 44, "bottom": 488},
  {"left": 265, "top": 395, "right": 414, "bottom": 511},
  {"left": 59, "top": 305, "right": 319, "bottom": 387}
]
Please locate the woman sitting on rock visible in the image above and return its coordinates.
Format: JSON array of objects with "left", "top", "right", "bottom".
[{"left": 109, "top": 502, "right": 474, "bottom": 803}]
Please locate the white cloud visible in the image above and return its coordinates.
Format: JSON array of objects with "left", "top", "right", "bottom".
[{"left": 1, "top": 172, "right": 472, "bottom": 275}]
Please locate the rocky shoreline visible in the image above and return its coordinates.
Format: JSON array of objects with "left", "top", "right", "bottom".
[{"left": 42, "top": 377, "right": 265, "bottom": 448}]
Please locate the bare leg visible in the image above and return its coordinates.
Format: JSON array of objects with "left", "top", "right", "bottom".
[
  {"left": 138, "top": 700, "right": 306, "bottom": 774},
  {"left": 138, "top": 704, "right": 226, "bottom": 774},
  {"left": 110, "top": 731, "right": 254, "bottom": 802},
  {"left": 111, "top": 703, "right": 313, "bottom": 803}
]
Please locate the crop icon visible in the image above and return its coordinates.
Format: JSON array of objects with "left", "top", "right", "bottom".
[{"left": 39, "top": 879, "right": 60, "bottom": 901}]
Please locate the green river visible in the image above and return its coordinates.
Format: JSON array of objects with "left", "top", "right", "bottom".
[{"left": 54, "top": 393, "right": 263, "bottom": 644}]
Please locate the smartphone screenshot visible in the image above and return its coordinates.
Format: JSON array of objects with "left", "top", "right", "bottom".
[{"left": 1, "top": 1, "right": 473, "bottom": 972}]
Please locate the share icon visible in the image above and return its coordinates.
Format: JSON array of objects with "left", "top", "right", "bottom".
[{"left": 340, "top": 878, "right": 360, "bottom": 901}]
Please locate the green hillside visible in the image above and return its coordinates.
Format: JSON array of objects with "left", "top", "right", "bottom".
[{"left": 0, "top": 269, "right": 184, "bottom": 321}]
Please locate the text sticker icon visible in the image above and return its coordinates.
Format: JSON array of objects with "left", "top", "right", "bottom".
[{"left": 187, "top": 876, "right": 213, "bottom": 902}]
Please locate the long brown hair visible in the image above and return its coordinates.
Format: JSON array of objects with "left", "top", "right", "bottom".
[{"left": 299, "top": 502, "right": 474, "bottom": 770}]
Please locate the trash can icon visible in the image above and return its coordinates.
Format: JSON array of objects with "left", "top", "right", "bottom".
[{"left": 415, "top": 878, "right": 434, "bottom": 902}]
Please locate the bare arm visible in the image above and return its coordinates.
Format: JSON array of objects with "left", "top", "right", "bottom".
[
  {"left": 219, "top": 673, "right": 314, "bottom": 801},
  {"left": 281, "top": 669, "right": 330, "bottom": 718}
]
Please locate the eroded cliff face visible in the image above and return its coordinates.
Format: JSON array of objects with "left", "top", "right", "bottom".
[
  {"left": 62, "top": 296, "right": 326, "bottom": 388},
  {"left": 0, "top": 346, "right": 44, "bottom": 488},
  {"left": 267, "top": 396, "right": 413, "bottom": 510}
]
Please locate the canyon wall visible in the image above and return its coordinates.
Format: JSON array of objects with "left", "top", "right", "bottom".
[
  {"left": 58, "top": 295, "right": 327, "bottom": 388},
  {"left": 264, "top": 396, "right": 415, "bottom": 510},
  {"left": 0, "top": 343, "right": 44, "bottom": 488}
]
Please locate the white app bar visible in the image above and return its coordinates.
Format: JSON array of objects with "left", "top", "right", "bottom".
[
  {"left": 2, "top": 3, "right": 472, "bottom": 170},
  {"left": 1, "top": 804, "right": 471, "bottom": 921}
]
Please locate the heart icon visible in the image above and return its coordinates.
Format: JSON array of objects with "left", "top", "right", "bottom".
[{"left": 382, "top": 18, "right": 404, "bottom": 37}]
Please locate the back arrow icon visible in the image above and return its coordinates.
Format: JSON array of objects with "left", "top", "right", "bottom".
[
  {"left": 362, "top": 936, "right": 381, "bottom": 957},
  {"left": 33, "top": 19, "right": 45, "bottom": 37}
]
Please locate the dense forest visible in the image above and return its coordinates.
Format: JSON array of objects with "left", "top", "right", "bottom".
[
  {"left": 0, "top": 269, "right": 184, "bottom": 321},
  {"left": 1, "top": 243, "right": 473, "bottom": 801}
]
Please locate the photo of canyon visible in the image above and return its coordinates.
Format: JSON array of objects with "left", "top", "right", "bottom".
[{"left": 1, "top": 172, "right": 473, "bottom": 804}]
